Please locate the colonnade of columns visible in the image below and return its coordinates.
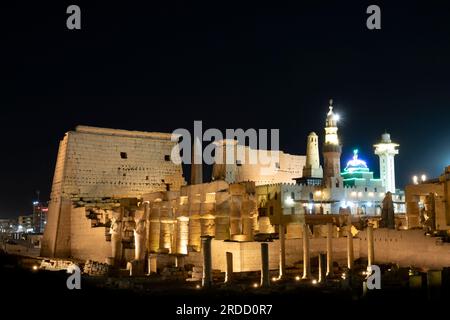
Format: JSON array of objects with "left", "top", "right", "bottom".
[{"left": 110, "top": 204, "right": 376, "bottom": 282}]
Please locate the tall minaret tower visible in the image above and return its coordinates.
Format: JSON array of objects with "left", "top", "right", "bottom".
[
  {"left": 323, "top": 99, "right": 342, "bottom": 185},
  {"left": 374, "top": 132, "right": 399, "bottom": 193},
  {"left": 303, "top": 132, "right": 323, "bottom": 178}
]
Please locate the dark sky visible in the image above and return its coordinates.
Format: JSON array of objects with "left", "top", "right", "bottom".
[{"left": 5, "top": 1, "right": 450, "bottom": 218}]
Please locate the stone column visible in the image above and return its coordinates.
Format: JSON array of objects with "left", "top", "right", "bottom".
[
  {"left": 326, "top": 223, "right": 334, "bottom": 276},
  {"left": 175, "top": 255, "right": 185, "bottom": 269},
  {"left": 302, "top": 223, "right": 311, "bottom": 279},
  {"left": 148, "top": 254, "right": 157, "bottom": 274},
  {"left": 347, "top": 215, "right": 354, "bottom": 270},
  {"left": 225, "top": 252, "right": 233, "bottom": 283},
  {"left": 189, "top": 217, "right": 201, "bottom": 251},
  {"left": 149, "top": 207, "right": 161, "bottom": 253},
  {"left": 159, "top": 220, "right": 172, "bottom": 253},
  {"left": 279, "top": 224, "right": 286, "bottom": 279},
  {"left": 201, "top": 236, "right": 213, "bottom": 288},
  {"left": 260, "top": 242, "right": 270, "bottom": 288},
  {"left": 367, "top": 225, "right": 374, "bottom": 267},
  {"left": 201, "top": 215, "right": 215, "bottom": 237},
  {"left": 318, "top": 252, "right": 327, "bottom": 283},
  {"left": 215, "top": 217, "right": 230, "bottom": 240},
  {"left": 176, "top": 216, "right": 189, "bottom": 254},
  {"left": 109, "top": 207, "right": 124, "bottom": 267},
  {"left": 427, "top": 270, "right": 442, "bottom": 299},
  {"left": 134, "top": 220, "right": 146, "bottom": 261},
  {"left": 144, "top": 202, "right": 151, "bottom": 255},
  {"left": 171, "top": 219, "right": 177, "bottom": 254},
  {"left": 242, "top": 216, "right": 254, "bottom": 241},
  {"left": 230, "top": 217, "right": 241, "bottom": 236}
]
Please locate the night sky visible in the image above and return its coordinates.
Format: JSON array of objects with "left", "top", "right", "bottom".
[{"left": 6, "top": 1, "right": 450, "bottom": 218}]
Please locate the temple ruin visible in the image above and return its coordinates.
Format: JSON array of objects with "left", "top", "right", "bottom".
[{"left": 41, "top": 106, "right": 450, "bottom": 279}]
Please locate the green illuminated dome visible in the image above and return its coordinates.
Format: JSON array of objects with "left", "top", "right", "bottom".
[{"left": 344, "top": 149, "right": 369, "bottom": 173}]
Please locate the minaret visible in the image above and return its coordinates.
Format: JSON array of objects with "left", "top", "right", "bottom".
[
  {"left": 374, "top": 132, "right": 399, "bottom": 193},
  {"left": 323, "top": 99, "right": 342, "bottom": 184},
  {"left": 303, "top": 132, "right": 323, "bottom": 178}
]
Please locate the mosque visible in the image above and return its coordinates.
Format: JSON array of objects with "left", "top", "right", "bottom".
[{"left": 216, "top": 100, "right": 405, "bottom": 220}]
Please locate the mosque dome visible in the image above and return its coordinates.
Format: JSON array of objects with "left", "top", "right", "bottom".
[{"left": 344, "top": 149, "right": 368, "bottom": 173}]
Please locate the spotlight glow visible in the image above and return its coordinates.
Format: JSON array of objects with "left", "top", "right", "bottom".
[{"left": 285, "top": 196, "right": 295, "bottom": 206}]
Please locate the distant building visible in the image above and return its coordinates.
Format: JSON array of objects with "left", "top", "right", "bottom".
[
  {"left": 0, "top": 219, "right": 17, "bottom": 234},
  {"left": 32, "top": 201, "right": 48, "bottom": 234},
  {"left": 18, "top": 214, "right": 34, "bottom": 232},
  {"left": 405, "top": 165, "right": 450, "bottom": 231}
]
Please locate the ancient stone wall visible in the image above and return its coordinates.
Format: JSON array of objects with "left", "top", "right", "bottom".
[
  {"left": 208, "top": 237, "right": 353, "bottom": 272},
  {"left": 70, "top": 206, "right": 111, "bottom": 262},
  {"left": 60, "top": 126, "right": 185, "bottom": 198},
  {"left": 358, "top": 229, "right": 450, "bottom": 269},
  {"left": 191, "top": 229, "right": 450, "bottom": 272},
  {"left": 213, "top": 140, "right": 306, "bottom": 186},
  {"left": 41, "top": 126, "right": 185, "bottom": 258}
]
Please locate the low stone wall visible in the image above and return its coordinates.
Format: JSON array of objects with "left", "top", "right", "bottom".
[
  {"left": 126, "top": 229, "right": 450, "bottom": 274},
  {"left": 40, "top": 259, "right": 76, "bottom": 271},
  {"left": 358, "top": 229, "right": 450, "bottom": 269},
  {"left": 207, "top": 238, "right": 355, "bottom": 272},
  {"left": 179, "top": 230, "right": 450, "bottom": 272},
  {"left": 83, "top": 260, "right": 110, "bottom": 276}
]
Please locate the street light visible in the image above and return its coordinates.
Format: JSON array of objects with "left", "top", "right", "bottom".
[
  {"left": 421, "top": 174, "right": 427, "bottom": 182},
  {"left": 412, "top": 175, "right": 418, "bottom": 185}
]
